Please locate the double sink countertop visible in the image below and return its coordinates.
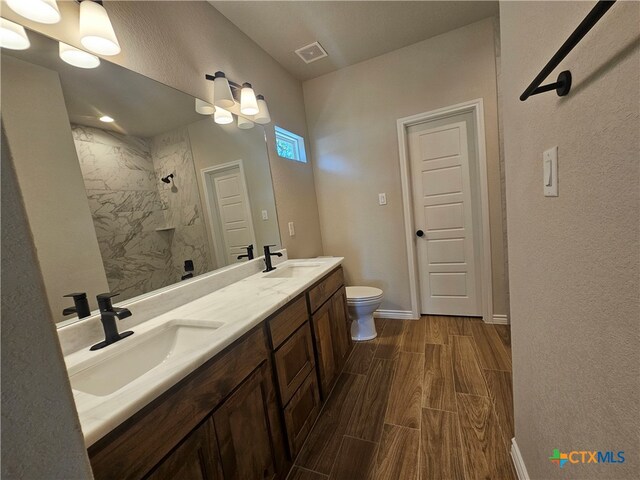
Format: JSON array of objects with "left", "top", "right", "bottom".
[{"left": 64, "top": 257, "right": 344, "bottom": 447}]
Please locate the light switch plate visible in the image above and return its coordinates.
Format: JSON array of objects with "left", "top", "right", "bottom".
[
  {"left": 378, "top": 193, "right": 387, "bottom": 205},
  {"left": 288, "top": 222, "right": 295, "bottom": 236},
  {"left": 543, "top": 146, "right": 558, "bottom": 197},
  {"left": 261, "top": 210, "right": 268, "bottom": 220}
]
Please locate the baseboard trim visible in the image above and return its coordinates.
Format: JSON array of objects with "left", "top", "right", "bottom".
[
  {"left": 486, "top": 314, "right": 509, "bottom": 325},
  {"left": 373, "top": 309, "right": 416, "bottom": 320},
  {"left": 511, "top": 438, "right": 530, "bottom": 480}
]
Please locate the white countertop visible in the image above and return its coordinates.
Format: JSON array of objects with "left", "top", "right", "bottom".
[{"left": 65, "top": 257, "right": 343, "bottom": 447}]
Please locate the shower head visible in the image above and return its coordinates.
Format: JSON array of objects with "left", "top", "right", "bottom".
[{"left": 161, "top": 174, "right": 174, "bottom": 184}]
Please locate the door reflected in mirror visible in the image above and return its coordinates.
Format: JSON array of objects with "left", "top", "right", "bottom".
[{"left": 1, "top": 28, "right": 281, "bottom": 323}]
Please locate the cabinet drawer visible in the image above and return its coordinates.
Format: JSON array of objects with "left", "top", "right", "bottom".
[
  {"left": 268, "top": 295, "right": 308, "bottom": 349},
  {"left": 307, "top": 267, "right": 344, "bottom": 313},
  {"left": 283, "top": 372, "right": 321, "bottom": 458},
  {"left": 273, "top": 322, "right": 315, "bottom": 405}
]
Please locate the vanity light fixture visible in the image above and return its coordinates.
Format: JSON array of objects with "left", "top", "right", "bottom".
[
  {"left": 211, "top": 71, "right": 234, "bottom": 108},
  {"left": 240, "top": 82, "right": 259, "bottom": 115},
  {"left": 213, "top": 107, "right": 233, "bottom": 125},
  {"left": 237, "top": 115, "right": 254, "bottom": 130},
  {"left": 195, "top": 98, "right": 215, "bottom": 115},
  {"left": 6, "top": 0, "right": 61, "bottom": 24},
  {"left": 79, "top": 0, "right": 121, "bottom": 56},
  {"left": 254, "top": 95, "right": 271, "bottom": 125},
  {"left": 99, "top": 115, "right": 114, "bottom": 123},
  {"left": 0, "top": 18, "right": 31, "bottom": 50},
  {"left": 205, "top": 71, "right": 272, "bottom": 124},
  {"left": 59, "top": 42, "right": 100, "bottom": 69}
]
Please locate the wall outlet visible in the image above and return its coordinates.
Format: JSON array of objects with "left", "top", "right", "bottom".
[
  {"left": 378, "top": 193, "right": 387, "bottom": 205},
  {"left": 288, "top": 222, "right": 295, "bottom": 236},
  {"left": 261, "top": 210, "right": 268, "bottom": 220}
]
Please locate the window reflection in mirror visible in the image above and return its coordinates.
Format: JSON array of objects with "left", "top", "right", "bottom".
[{"left": 1, "top": 28, "right": 281, "bottom": 323}]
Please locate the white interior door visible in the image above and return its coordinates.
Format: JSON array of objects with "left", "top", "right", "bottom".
[
  {"left": 208, "top": 165, "right": 255, "bottom": 265},
  {"left": 408, "top": 120, "right": 481, "bottom": 316}
]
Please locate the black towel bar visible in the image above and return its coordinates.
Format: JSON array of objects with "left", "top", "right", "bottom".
[{"left": 520, "top": 0, "right": 616, "bottom": 101}]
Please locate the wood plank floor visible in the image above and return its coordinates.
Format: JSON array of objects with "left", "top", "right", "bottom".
[{"left": 291, "top": 316, "right": 515, "bottom": 480}]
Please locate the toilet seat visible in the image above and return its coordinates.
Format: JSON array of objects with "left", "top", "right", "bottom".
[{"left": 346, "top": 286, "right": 383, "bottom": 303}]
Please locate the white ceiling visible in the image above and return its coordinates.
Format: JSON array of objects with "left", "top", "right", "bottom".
[{"left": 209, "top": 1, "right": 499, "bottom": 81}]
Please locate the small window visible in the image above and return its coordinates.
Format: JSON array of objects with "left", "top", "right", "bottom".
[{"left": 275, "top": 126, "right": 307, "bottom": 163}]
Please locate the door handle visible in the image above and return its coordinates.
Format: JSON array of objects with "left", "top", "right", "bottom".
[{"left": 416, "top": 230, "right": 424, "bottom": 237}]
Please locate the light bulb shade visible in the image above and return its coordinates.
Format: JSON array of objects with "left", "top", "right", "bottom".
[
  {"left": 79, "top": 0, "right": 121, "bottom": 56},
  {"left": 213, "top": 72, "right": 234, "bottom": 108},
  {"left": 237, "top": 116, "right": 255, "bottom": 130},
  {"left": 59, "top": 42, "right": 100, "bottom": 69},
  {"left": 6, "top": 0, "right": 60, "bottom": 24},
  {"left": 195, "top": 98, "right": 214, "bottom": 115},
  {"left": 254, "top": 95, "right": 271, "bottom": 124},
  {"left": 0, "top": 18, "right": 30, "bottom": 50},
  {"left": 214, "top": 107, "right": 233, "bottom": 125},
  {"left": 240, "top": 83, "right": 259, "bottom": 115}
]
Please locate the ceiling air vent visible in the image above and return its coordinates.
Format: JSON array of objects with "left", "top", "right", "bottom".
[{"left": 295, "top": 41, "right": 328, "bottom": 64}]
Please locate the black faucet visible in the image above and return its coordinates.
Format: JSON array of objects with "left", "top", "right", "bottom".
[
  {"left": 238, "top": 244, "right": 254, "bottom": 261},
  {"left": 181, "top": 259, "right": 194, "bottom": 280},
  {"left": 62, "top": 292, "right": 91, "bottom": 319},
  {"left": 90, "top": 293, "right": 134, "bottom": 351},
  {"left": 263, "top": 245, "right": 283, "bottom": 273}
]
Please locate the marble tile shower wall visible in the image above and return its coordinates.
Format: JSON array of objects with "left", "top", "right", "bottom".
[
  {"left": 72, "top": 125, "right": 208, "bottom": 301},
  {"left": 150, "top": 128, "right": 210, "bottom": 279}
]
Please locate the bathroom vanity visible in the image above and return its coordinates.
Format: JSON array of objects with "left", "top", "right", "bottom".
[{"left": 70, "top": 260, "right": 351, "bottom": 480}]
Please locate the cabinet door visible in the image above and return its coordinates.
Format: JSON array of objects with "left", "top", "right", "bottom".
[
  {"left": 146, "top": 418, "right": 222, "bottom": 480},
  {"left": 330, "top": 286, "right": 353, "bottom": 373},
  {"left": 283, "top": 372, "right": 321, "bottom": 458},
  {"left": 213, "top": 363, "right": 281, "bottom": 480},
  {"left": 311, "top": 300, "right": 337, "bottom": 399},
  {"left": 273, "top": 322, "right": 315, "bottom": 405}
]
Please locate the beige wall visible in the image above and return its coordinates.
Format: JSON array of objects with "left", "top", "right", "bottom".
[
  {"left": 187, "top": 119, "right": 281, "bottom": 266},
  {"left": 1, "top": 128, "right": 93, "bottom": 479},
  {"left": 303, "top": 18, "right": 508, "bottom": 315},
  {"left": 500, "top": 2, "right": 639, "bottom": 479},
  {"left": 1, "top": 0, "right": 323, "bottom": 259},
  {"left": 0, "top": 2, "right": 322, "bottom": 475},
  {"left": 1, "top": 56, "right": 109, "bottom": 320}
]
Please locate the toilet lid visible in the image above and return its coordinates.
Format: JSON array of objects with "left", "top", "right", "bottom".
[{"left": 346, "top": 286, "right": 383, "bottom": 301}]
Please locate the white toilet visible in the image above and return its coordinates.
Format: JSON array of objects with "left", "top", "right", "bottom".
[{"left": 346, "top": 286, "right": 383, "bottom": 341}]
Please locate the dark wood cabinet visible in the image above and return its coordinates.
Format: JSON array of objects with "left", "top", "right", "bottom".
[
  {"left": 330, "top": 286, "right": 352, "bottom": 374},
  {"left": 213, "top": 363, "right": 282, "bottom": 480},
  {"left": 88, "top": 266, "right": 352, "bottom": 480},
  {"left": 311, "top": 299, "right": 338, "bottom": 399},
  {"left": 146, "top": 419, "right": 223, "bottom": 480},
  {"left": 310, "top": 275, "right": 353, "bottom": 400},
  {"left": 273, "top": 322, "right": 315, "bottom": 405},
  {"left": 282, "top": 371, "right": 321, "bottom": 458}
]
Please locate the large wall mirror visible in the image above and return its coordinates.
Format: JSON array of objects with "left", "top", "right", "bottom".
[{"left": 1, "top": 28, "right": 281, "bottom": 324}]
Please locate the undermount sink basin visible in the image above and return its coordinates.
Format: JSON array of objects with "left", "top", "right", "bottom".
[
  {"left": 263, "top": 262, "right": 324, "bottom": 279},
  {"left": 70, "top": 320, "right": 222, "bottom": 397}
]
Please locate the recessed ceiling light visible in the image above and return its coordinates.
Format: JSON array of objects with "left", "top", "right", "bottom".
[{"left": 99, "top": 115, "right": 114, "bottom": 123}]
